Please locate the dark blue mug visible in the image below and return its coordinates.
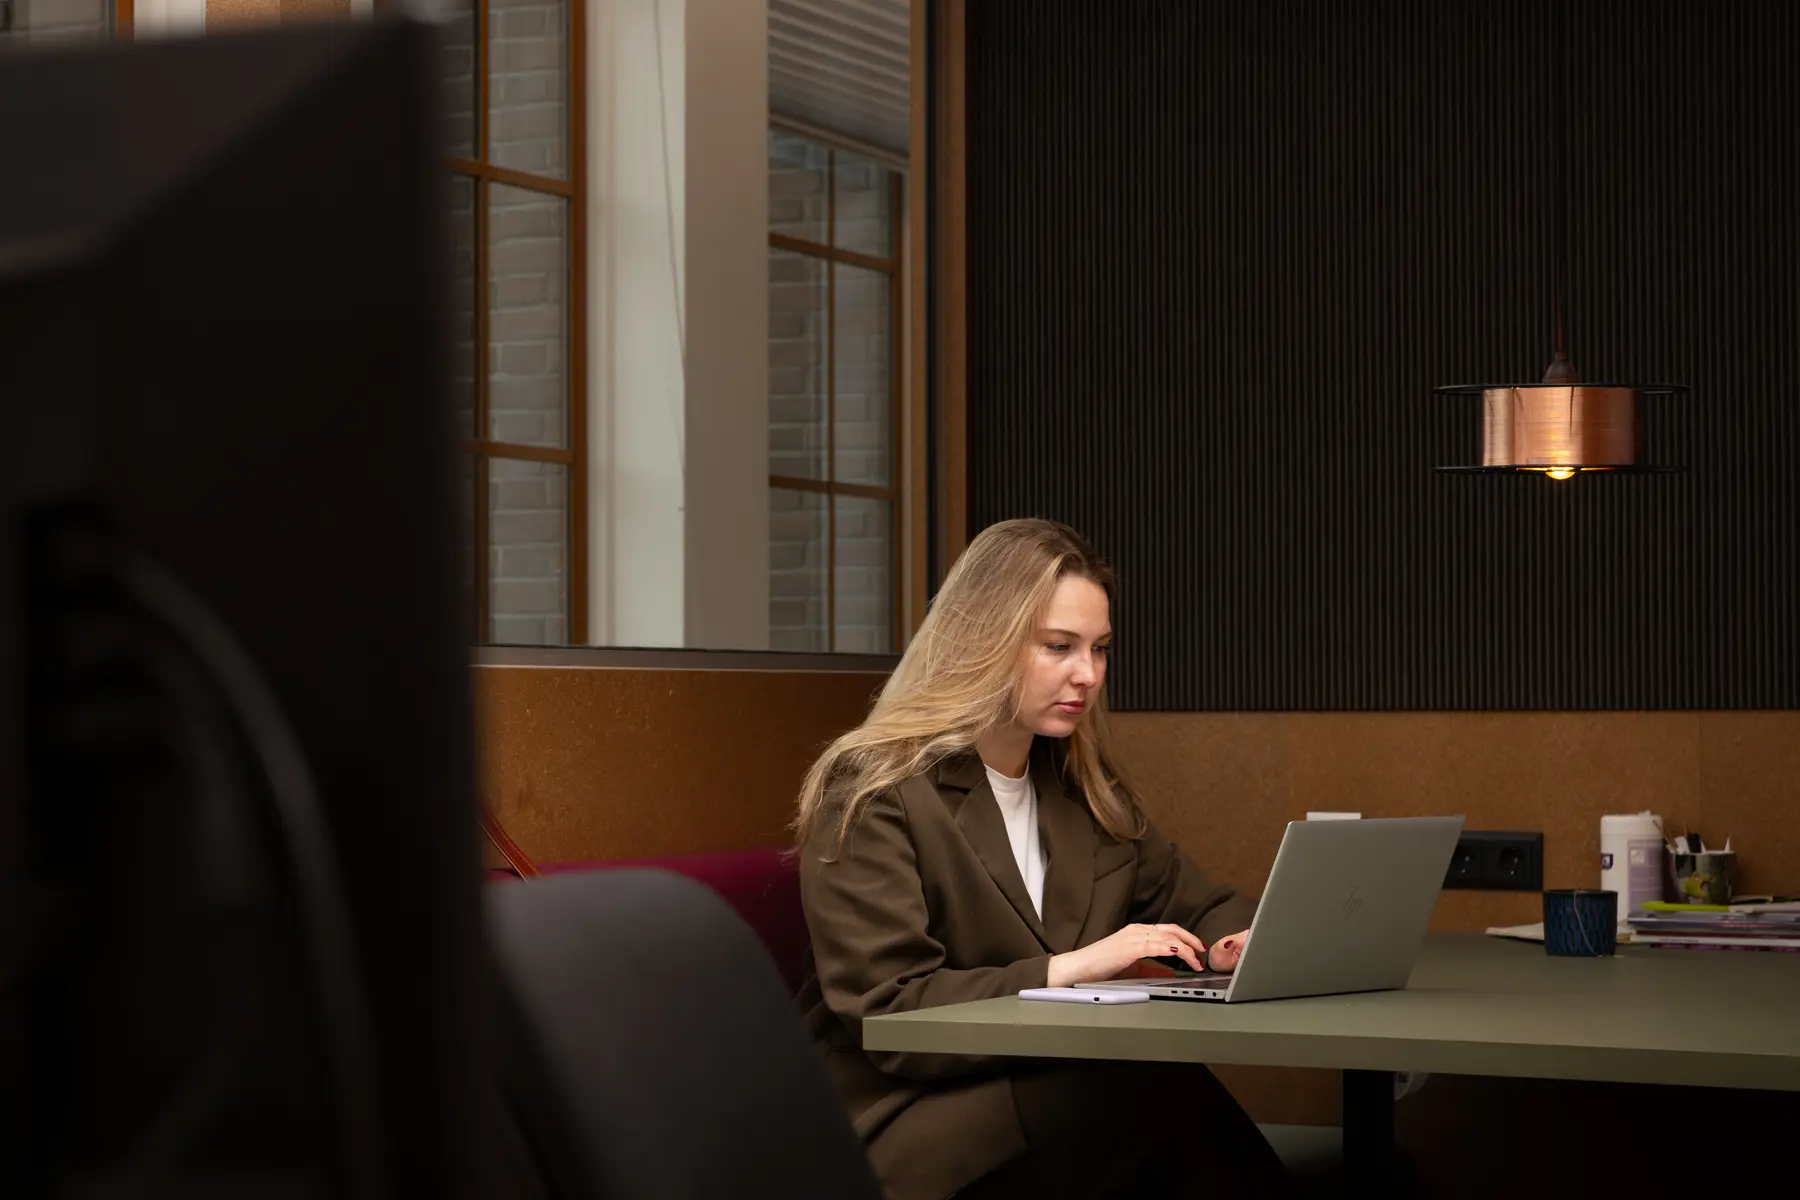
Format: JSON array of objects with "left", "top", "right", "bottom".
[{"left": 1542, "top": 889, "right": 1618, "bottom": 957}]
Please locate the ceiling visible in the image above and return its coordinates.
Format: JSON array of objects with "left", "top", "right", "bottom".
[{"left": 768, "top": 0, "right": 910, "bottom": 158}]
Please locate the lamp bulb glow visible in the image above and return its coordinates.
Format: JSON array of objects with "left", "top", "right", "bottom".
[{"left": 1546, "top": 466, "right": 1576, "bottom": 481}]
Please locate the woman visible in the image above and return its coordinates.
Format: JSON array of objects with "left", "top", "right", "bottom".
[{"left": 793, "top": 519, "right": 1294, "bottom": 1199}]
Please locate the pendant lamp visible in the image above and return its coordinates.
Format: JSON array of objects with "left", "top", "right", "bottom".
[{"left": 1435, "top": 1, "right": 1686, "bottom": 478}]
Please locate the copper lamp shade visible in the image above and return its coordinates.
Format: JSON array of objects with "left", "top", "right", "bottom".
[
  {"left": 1435, "top": 379, "right": 1685, "bottom": 477},
  {"left": 1433, "top": 0, "right": 1686, "bottom": 477}
]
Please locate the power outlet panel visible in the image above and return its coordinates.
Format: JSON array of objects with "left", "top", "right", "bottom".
[{"left": 1443, "top": 830, "right": 1544, "bottom": 891}]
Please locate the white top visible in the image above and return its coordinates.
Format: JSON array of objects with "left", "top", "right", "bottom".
[{"left": 984, "top": 764, "right": 1046, "bottom": 919}]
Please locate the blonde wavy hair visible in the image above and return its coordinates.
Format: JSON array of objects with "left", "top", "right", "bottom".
[{"left": 794, "top": 518, "right": 1145, "bottom": 858}]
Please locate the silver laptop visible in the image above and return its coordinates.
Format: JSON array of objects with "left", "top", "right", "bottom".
[{"left": 1095, "top": 816, "right": 1463, "bottom": 1003}]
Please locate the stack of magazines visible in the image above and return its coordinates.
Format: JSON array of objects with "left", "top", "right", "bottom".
[{"left": 1628, "top": 901, "right": 1800, "bottom": 952}]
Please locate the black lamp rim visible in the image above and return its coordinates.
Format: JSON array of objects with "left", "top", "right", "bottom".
[
  {"left": 1434, "top": 464, "right": 1686, "bottom": 474},
  {"left": 1434, "top": 382, "right": 1689, "bottom": 396}
]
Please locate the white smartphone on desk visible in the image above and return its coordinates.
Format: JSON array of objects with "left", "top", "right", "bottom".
[{"left": 1018, "top": 987, "right": 1150, "bottom": 1005}]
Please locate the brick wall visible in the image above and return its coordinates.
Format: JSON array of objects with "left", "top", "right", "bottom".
[
  {"left": 486, "top": 184, "right": 566, "bottom": 448},
  {"left": 0, "top": 0, "right": 110, "bottom": 45},
  {"left": 830, "top": 255, "right": 892, "bottom": 654},
  {"left": 767, "top": 131, "right": 896, "bottom": 653},
  {"left": 488, "top": 457, "right": 568, "bottom": 645},
  {"left": 485, "top": 180, "right": 569, "bottom": 645},
  {"left": 832, "top": 153, "right": 891, "bottom": 259},
  {"left": 488, "top": 0, "right": 567, "bottom": 179},
  {"left": 449, "top": 175, "right": 477, "bottom": 438},
  {"left": 418, "top": 0, "right": 570, "bottom": 644},
  {"left": 832, "top": 493, "right": 891, "bottom": 653},
  {"left": 415, "top": 0, "right": 477, "bottom": 157},
  {"left": 768, "top": 487, "right": 828, "bottom": 651},
  {"left": 458, "top": 453, "right": 476, "bottom": 634},
  {"left": 485, "top": 0, "right": 568, "bottom": 645}
]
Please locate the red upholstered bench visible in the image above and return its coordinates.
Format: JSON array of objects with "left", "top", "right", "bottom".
[{"left": 486, "top": 848, "right": 808, "bottom": 992}]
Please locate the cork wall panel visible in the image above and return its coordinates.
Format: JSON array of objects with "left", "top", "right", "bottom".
[
  {"left": 1112, "top": 709, "right": 1800, "bottom": 1126},
  {"left": 204, "top": 0, "right": 279, "bottom": 27},
  {"left": 202, "top": 0, "right": 349, "bottom": 29},
  {"left": 1113, "top": 711, "right": 1800, "bottom": 926},
  {"left": 473, "top": 666, "right": 886, "bottom": 863},
  {"left": 279, "top": 0, "right": 352, "bottom": 20}
]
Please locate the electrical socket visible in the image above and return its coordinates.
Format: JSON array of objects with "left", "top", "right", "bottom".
[{"left": 1442, "top": 831, "right": 1543, "bottom": 891}]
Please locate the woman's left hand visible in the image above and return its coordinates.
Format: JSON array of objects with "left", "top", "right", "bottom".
[{"left": 1207, "top": 930, "right": 1250, "bottom": 972}]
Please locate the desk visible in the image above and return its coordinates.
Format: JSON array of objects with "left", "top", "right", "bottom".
[{"left": 863, "top": 934, "right": 1800, "bottom": 1193}]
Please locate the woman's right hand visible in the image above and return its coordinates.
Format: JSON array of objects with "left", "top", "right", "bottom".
[{"left": 1046, "top": 922, "right": 1207, "bottom": 987}]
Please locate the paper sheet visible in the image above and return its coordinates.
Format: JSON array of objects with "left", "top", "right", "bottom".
[{"left": 1485, "top": 921, "right": 1638, "bottom": 944}]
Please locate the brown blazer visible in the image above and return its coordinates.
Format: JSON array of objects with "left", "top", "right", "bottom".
[{"left": 795, "top": 742, "right": 1258, "bottom": 1200}]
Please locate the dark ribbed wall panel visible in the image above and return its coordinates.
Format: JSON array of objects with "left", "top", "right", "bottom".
[{"left": 963, "top": 0, "right": 1800, "bottom": 711}]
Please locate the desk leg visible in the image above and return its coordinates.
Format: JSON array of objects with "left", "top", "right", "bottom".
[{"left": 1341, "top": 1069, "right": 1396, "bottom": 1197}]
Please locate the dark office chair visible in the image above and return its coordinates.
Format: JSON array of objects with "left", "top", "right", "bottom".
[{"left": 485, "top": 870, "right": 882, "bottom": 1200}]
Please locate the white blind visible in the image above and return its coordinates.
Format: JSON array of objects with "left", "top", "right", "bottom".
[{"left": 769, "top": 0, "right": 908, "bottom": 157}]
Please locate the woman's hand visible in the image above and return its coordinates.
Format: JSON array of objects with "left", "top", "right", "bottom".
[
  {"left": 1047, "top": 923, "right": 1207, "bottom": 987},
  {"left": 1206, "top": 929, "right": 1250, "bottom": 972}
]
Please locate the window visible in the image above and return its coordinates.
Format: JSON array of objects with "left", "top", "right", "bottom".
[
  {"left": 767, "top": 128, "right": 904, "bottom": 654},
  {"left": 9, "top": 0, "right": 582, "bottom": 645},
  {"left": 0, "top": 0, "right": 112, "bottom": 45},
  {"left": 421, "top": 0, "right": 585, "bottom": 645}
]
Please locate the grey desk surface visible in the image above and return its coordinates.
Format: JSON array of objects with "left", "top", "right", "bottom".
[{"left": 863, "top": 933, "right": 1800, "bottom": 1092}]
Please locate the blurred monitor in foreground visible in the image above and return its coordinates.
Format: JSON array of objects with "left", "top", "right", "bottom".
[{"left": 0, "top": 21, "right": 487, "bottom": 1198}]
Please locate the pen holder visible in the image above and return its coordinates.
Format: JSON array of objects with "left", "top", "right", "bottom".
[
  {"left": 1670, "top": 849, "right": 1736, "bottom": 905},
  {"left": 1542, "top": 889, "right": 1617, "bottom": 957}
]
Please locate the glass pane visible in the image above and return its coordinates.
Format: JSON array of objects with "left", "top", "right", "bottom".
[
  {"left": 0, "top": 0, "right": 111, "bottom": 47},
  {"left": 834, "top": 495, "right": 892, "bottom": 654},
  {"left": 460, "top": 453, "right": 478, "bottom": 638},
  {"left": 832, "top": 263, "right": 892, "bottom": 486},
  {"left": 449, "top": 174, "right": 478, "bottom": 438},
  {"left": 769, "top": 248, "right": 828, "bottom": 480},
  {"left": 769, "top": 488, "right": 828, "bottom": 652},
  {"left": 488, "top": 183, "right": 568, "bottom": 447},
  {"left": 488, "top": 458, "right": 568, "bottom": 645},
  {"left": 833, "top": 151, "right": 893, "bottom": 259},
  {"left": 488, "top": 0, "right": 568, "bottom": 179},
  {"left": 770, "top": 130, "right": 828, "bottom": 245},
  {"left": 411, "top": 0, "right": 477, "bottom": 157}
]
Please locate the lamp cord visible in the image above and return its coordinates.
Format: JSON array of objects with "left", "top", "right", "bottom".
[{"left": 1548, "top": 0, "right": 1576, "bottom": 383}]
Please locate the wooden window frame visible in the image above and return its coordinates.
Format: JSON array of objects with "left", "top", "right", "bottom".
[
  {"left": 895, "top": 0, "right": 972, "bottom": 635},
  {"left": 909, "top": 0, "right": 967, "bottom": 616},
  {"left": 458, "top": 0, "right": 588, "bottom": 645},
  {"left": 768, "top": 127, "right": 907, "bottom": 655}
]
